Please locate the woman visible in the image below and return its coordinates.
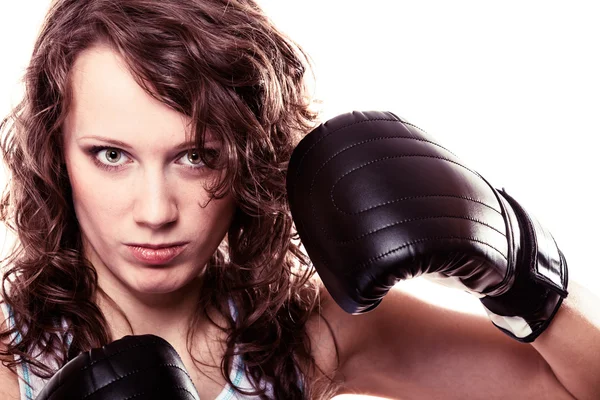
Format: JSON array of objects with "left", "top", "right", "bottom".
[
  {"left": 0, "top": 0, "right": 329, "bottom": 398},
  {"left": 0, "top": 0, "right": 599, "bottom": 399}
]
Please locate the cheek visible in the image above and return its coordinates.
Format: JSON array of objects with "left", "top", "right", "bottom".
[
  {"left": 206, "top": 194, "right": 236, "bottom": 229},
  {"left": 67, "top": 163, "right": 128, "bottom": 239},
  {"left": 188, "top": 194, "right": 236, "bottom": 251}
]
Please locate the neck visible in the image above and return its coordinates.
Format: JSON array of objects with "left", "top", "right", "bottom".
[
  {"left": 81, "top": 237, "right": 211, "bottom": 344},
  {"left": 95, "top": 273, "right": 207, "bottom": 344},
  {"left": 95, "top": 275, "right": 232, "bottom": 383},
  {"left": 106, "top": 278, "right": 201, "bottom": 330}
]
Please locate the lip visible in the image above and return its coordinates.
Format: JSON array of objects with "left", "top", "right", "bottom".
[
  {"left": 126, "top": 243, "right": 188, "bottom": 265},
  {"left": 126, "top": 242, "right": 188, "bottom": 249}
]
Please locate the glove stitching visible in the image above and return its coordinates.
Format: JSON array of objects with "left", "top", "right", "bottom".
[
  {"left": 337, "top": 194, "right": 500, "bottom": 215},
  {"left": 122, "top": 391, "right": 146, "bottom": 400},
  {"left": 122, "top": 386, "right": 199, "bottom": 400},
  {"left": 331, "top": 154, "right": 478, "bottom": 186},
  {"left": 80, "top": 363, "right": 193, "bottom": 399},
  {"left": 316, "top": 135, "right": 457, "bottom": 176},
  {"left": 293, "top": 115, "right": 455, "bottom": 183},
  {"left": 399, "top": 121, "right": 459, "bottom": 156},
  {"left": 337, "top": 214, "right": 506, "bottom": 245},
  {"left": 358, "top": 235, "right": 508, "bottom": 268},
  {"left": 324, "top": 154, "right": 489, "bottom": 219},
  {"left": 292, "top": 117, "right": 398, "bottom": 182},
  {"left": 81, "top": 338, "right": 164, "bottom": 370},
  {"left": 41, "top": 338, "right": 175, "bottom": 400},
  {"left": 307, "top": 134, "right": 466, "bottom": 209}
]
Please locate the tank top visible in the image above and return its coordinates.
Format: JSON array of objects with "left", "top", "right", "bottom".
[{"left": 0, "top": 299, "right": 295, "bottom": 399}]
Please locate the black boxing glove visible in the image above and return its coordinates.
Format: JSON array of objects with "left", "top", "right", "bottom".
[
  {"left": 36, "top": 334, "right": 200, "bottom": 400},
  {"left": 286, "top": 110, "right": 568, "bottom": 343}
]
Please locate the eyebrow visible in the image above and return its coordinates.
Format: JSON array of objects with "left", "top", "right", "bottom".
[{"left": 78, "top": 135, "right": 215, "bottom": 151}]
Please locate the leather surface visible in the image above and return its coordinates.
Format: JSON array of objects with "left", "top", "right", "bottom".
[
  {"left": 286, "top": 111, "right": 567, "bottom": 342},
  {"left": 36, "top": 334, "right": 200, "bottom": 400}
]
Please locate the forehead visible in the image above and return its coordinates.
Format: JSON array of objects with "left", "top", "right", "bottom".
[{"left": 65, "top": 45, "right": 191, "bottom": 144}]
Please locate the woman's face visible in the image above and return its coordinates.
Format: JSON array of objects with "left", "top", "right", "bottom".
[{"left": 62, "top": 45, "right": 235, "bottom": 297}]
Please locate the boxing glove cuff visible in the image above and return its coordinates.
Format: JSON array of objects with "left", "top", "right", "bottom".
[{"left": 480, "top": 189, "right": 568, "bottom": 343}]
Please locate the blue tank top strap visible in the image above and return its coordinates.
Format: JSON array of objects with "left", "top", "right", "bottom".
[
  {"left": 217, "top": 298, "right": 275, "bottom": 399},
  {"left": 220, "top": 298, "right": 305, "bottom": 399},
  {"left": 1, "top": 301, "right": 43, "bottom": 400},
  {"left": 0, "top": 298, "right": 299, "bottom": 399}
]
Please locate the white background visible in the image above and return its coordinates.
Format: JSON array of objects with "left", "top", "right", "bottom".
[{"left": 1, "top": 2, "right": 599, "bottom": 400}]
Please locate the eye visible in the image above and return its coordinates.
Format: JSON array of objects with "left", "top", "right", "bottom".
[
  {"left": 86, "top": 146, "right": 217, "bottom": 172},
  {"left": 88, "top": 146, "right": 131, "bottom": 170},
  {"left": 104, "top": 148, "right": 124, "bottom": 164},
  {"left": 176, "top": 148, "right": 219, "bottom": 170},
  {"left": 180, "top": 149, "right": 204, "bottom": 167}
]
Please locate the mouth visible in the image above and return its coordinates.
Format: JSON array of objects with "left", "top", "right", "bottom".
[{"left": 126, "top": 243, "right": 188, "bottom": 265}]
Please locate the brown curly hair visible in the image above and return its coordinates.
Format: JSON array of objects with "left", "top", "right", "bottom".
[{"left": 0, "top": 0, "right": 340, "bottom": 398}]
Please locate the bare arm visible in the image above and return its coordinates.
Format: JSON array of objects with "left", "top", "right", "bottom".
[
  {"left": 531, "top": 281, "right": 600, "bottom": 400},
  {"left": 324, "top": 284, "right": 581, "bottom": 399}
]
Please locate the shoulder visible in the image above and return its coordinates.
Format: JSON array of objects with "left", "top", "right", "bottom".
[
  {"left": 306, "top": 280, "right": 575, "bottom": 399},
  {"left": 303, "top": 278, "right": 495, "bottom": 395},
  {"left": 302, "top": 274, "right": 383, "bottom": 394},
  {"left": 0, "top": 302, "right": 21, "bottom": 400}
]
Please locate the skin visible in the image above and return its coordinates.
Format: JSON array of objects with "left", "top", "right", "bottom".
[
  {"left": 2, "top": 44, "right": 600, "bottom": 399},
  {"left": 63, "top": 44, "right": 237, "bottom": 397}
]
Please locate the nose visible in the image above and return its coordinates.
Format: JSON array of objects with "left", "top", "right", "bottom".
[{"left": 132, "top": 169, "right": 178, "bottom": 229}]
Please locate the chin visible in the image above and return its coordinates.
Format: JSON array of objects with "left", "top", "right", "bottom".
[
  {"left": 126, "top": 266, "right": 196, "bottom": 295},
  {"left": 133, "top": 282, "right": 183, "bottom": 295}
]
